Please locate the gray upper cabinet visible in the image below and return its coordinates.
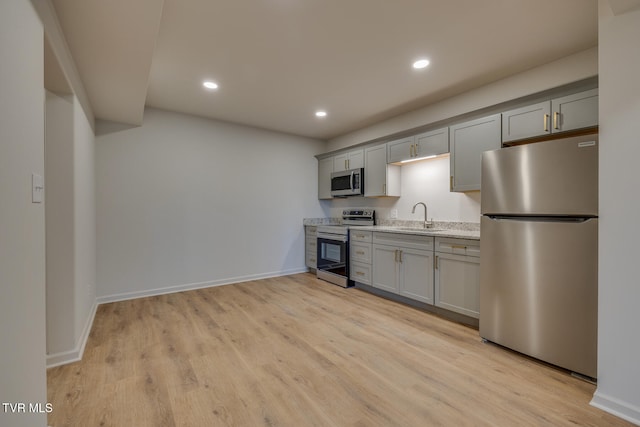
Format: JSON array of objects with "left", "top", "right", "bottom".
[
  {"left": 551, "top": 89, "right": 598, "bottom": 133},
  {"left": 333, "top": 149, "right": 364, "bottom": 172},
  {"left": 450, "top": 114, "right": 501, "bottom": 192},
  {"left": 365, "top": 143, "right": 401, "bottom": 197},
  {"left": 502, "top": 88, "right": 598, "bottom": 143},
  {"left": 387, "top": 137, "right": 414, "bottom": 164},
  {"left": 387, "top": 128, "right": 449, "bottom": 164},
  {"left": 502, "top": 101, "right": 551, "bottom": 142},
  {"left": 317, "top": 157, "right": 333, "bottom": 199}
]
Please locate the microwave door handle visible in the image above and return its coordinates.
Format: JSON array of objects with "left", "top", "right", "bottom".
[{"left": 350, "top": 171, "right": 355, "bottom": 190}]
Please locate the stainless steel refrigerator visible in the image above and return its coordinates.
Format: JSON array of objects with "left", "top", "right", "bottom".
[{"left": 480, "top": 134, "right": 598, "bottom": 379}]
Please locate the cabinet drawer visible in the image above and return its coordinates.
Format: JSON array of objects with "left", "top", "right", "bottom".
[
  {"left": 350, "top": 261, "right": 371, "bottom": 285},
  {"left": 373, "top": 232, "right": 433, "bottom": 251},
  {"left": 350, "top": 242, "right": 372, "bottom": 264},
  {"left": 350, "top": 230, "right": 372, "bottom": 243},
  {"left": 435, "top": 238, "right": 480, "bottom": 257}
]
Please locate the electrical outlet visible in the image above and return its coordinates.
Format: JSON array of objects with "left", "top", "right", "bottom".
[{"left": 390, "top": 209, "right": 398, "bottom": 219}]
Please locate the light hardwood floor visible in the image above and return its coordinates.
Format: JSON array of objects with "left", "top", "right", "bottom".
[{"left": 47, "top": 273, "right": 631, "bottom": 426}]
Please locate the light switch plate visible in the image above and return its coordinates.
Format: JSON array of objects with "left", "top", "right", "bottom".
[
  {"left": 390, "top": 209, "right": 398, "bottom": 219},
  {"left": 32, "top": 173, "right": 43, "bottom": 203}
]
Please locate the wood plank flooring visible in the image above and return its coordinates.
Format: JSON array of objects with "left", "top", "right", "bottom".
[{"left": 47, "top": 273, "right": 632, "bottom": 426}]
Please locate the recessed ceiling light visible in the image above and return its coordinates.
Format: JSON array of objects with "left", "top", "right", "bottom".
[
  {"left": 315, "top": 111, "right": 327, "bottom": 118},
  {"left": 203, "top": 81, "right": 218, "bottom": 90},
  {"left": 412, "top": 59, "right": 430, "bottom": 69}
]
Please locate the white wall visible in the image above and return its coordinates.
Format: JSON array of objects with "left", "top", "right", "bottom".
[
  {"left": 328, "top": 156, "right": 481, "bottom": 223},
  {"left": 96, "top": 108, "right": 327, "bottom": 301},
  {"left": 327, "top": 47, "right": 598, "bottom": 151},
  {"left": 0, "top": 1, "right": 47, "bottom": 426},
  {"left": 592, "top": 2, "right": 640, "bottom": 424},
  {"left": 72, "top": 94, "right": 97, "bottom": 355},
  {"left": 45, "top": 92, "right": 76, "bottom": 355},
  {"left": 44, "top": 90, "right": 97, "bottom": 367}
]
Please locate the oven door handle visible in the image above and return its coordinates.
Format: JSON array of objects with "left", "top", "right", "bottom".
[{"left": 317, "top": 233, "right": 348, "bottom": 243}]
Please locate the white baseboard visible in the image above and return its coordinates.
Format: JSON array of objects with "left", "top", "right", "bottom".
[
  {"left": 591, "top": 390, "right": 640, "bottom": 426},
  {"left": 96, "top": 267, "right": 309, "bottom": 304},
  {"left": 46, "top": 300, "right": 98, "bottom": 369},
  {"left": 46, "top": 269, "right": 308, "bottom": 367}
]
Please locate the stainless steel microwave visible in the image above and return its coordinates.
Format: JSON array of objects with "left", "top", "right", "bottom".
[{"left": 331, "top": 168, "right": 364, "bottom": 197}]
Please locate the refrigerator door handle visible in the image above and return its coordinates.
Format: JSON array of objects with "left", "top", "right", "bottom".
[{"left": 485, "top": 215, "right": 595, "bottom": 223}]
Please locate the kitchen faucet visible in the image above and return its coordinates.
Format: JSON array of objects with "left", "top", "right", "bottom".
[{"left": 412, "top": 202, "right": 433, "bottom": 228}]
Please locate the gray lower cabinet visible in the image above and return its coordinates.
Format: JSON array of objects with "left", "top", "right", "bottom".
[
  {"left": 450, "top": 114, "right": 501, "bottom": 192},
  {"left": 371, "top": 232, "right": 434, "bottom": 304},
  {"left": 350, "top": 230, "right": 372, "bottom": 285},
  {"left": 434, "top": 238, "right": 480, "bottom": 318},
  {"left": 502, "top": 88, "right": 598, "bottom": 143},
  {"left": 305, "top": 226, "right": 317, "bottom": 269}
]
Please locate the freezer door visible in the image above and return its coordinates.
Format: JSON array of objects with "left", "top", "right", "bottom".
[
  {"left": 479, "top": 216, "right": 598, "bottom": 378},
  {"left": 481, "top": 135, "right": 598, "bottom": 216}
]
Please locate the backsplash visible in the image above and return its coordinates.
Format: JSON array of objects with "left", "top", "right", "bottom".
[{"left": 327, "top": 156, "right": 481, "bottom": 223}]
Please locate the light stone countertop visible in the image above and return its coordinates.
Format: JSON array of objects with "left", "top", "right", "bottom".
[
  {"left": 303, "top": 218, "right": 480, "bottom": 240},
  {"left": 356, "top": 225, "right": 480, "bottom": 241}
]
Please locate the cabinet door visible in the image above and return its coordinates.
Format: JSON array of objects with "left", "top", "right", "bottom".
[
  {"left": 414, "top": 127, "right": 449, "bottom": 159},
  {"left": 365, "top": 144, "right": 401, "bottom": 197},
  {"left": 551, "top": 88, "right": 598, "bottom": 133},
  {"left": 435, "top": 253, "right": 480, "bottom": 318},
  {"left": 387, "top": 136, "right": 414, "bottom": 163},
  {"left": 372, "top": 245, "right": 399, "bottom": 293},
  {"left": 334, "top": 149, "right": 364, "bottom": 171},
  {"left": 399, "top": 248, "right": 434, "bottom": 304},
  {"left": 348, "top": 149, "right": 365, "bottom": 169},
  {"left": 502, "top": 101, "right": 551, "bottom": 142},
  {"left": 450, "top": 114, "right": 501, "bottom": 192},
  {"left": 333, "top": 153, "right": 349, "bottom": 172},
  {"left": 317, "top": 157, "right": 333, "bottom": 199}
]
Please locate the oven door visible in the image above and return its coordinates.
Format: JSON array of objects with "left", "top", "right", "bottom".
[{"left": 316, "top": 233, "right": 351, "bottom": 287}]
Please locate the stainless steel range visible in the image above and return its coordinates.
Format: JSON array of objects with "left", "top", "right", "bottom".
[{"left": 316, "top": 209, "right": 375, "bottom": 288}]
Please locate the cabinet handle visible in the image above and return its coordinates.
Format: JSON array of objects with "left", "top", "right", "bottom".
[
  {"left": 543, "top": 114, "right": 550, "bottom": 132},
  {"left": 450, "top": 176, "right": 454, "bottom": 191},
  {"left": 553, "top": 112, "right": 560, "bottom": 130},
  {"left": 356, "top": 250, "right": 365, "bottom": 255},
  {"left": 398, "top": 250, "right": 403, "bottom": 263},
  {"left": 394, "top": 249, "right": 398, "bottom": 263},
  {"left": 434, "top": 255, "right": 438, "bottom": 270},
  {"left": 452, "top": 244, "right": 467, "bottom": 250},
  {"left": 410, "top": 144, "right": 415, "bottom": 157},
  {"left": 414, "top": 143, "right": 419, "bottom": 156},
  {"left": 355, "top": 271, "right": 365, "bottom": 276},
  {"left": 382, "top": 183, "right": 386, "bottom": 195}
]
